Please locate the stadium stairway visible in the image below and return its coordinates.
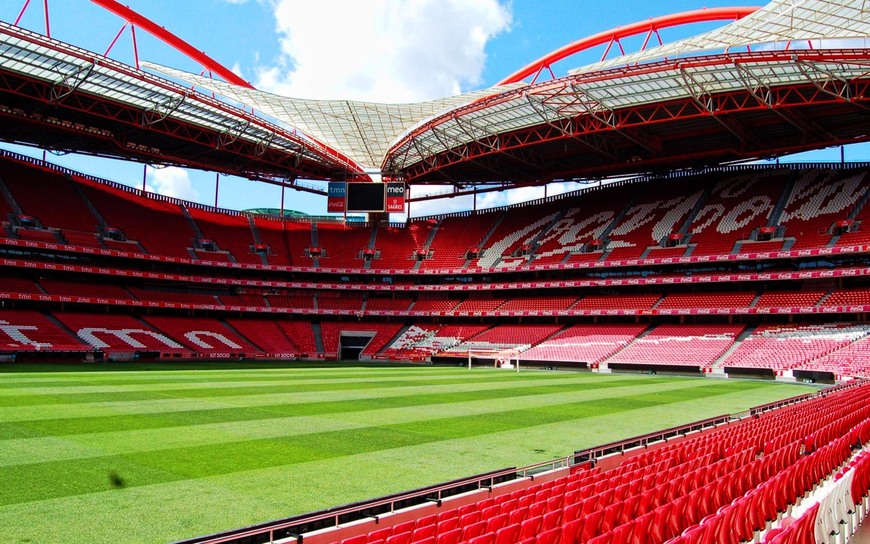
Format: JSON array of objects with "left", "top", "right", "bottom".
[{"left": 711, "top": 325, "right": 757, "bottom": 370}]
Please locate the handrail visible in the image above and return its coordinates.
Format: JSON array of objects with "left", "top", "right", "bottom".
[{"left": 572, "top": 414, "right": 733, "bottom": 465}]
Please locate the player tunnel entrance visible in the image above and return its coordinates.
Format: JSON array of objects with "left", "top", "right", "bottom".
[{"left": 339, "top": 331, "right": 375, "bottom": 361}]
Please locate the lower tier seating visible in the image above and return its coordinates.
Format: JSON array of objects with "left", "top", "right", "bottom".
[
  {"left": 606, "top": 324, "right": 745, "bottom": 367},
  {"left": 519, "top": 324, "right": 648, "bottom": 364},
  {"left": 720, "top": 323, "right": 870, "bottom": 372},
  {"left": 2, "top": 308, "right": 870, "bottom": 378}
]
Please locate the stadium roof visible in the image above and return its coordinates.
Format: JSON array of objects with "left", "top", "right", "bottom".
[
  {"left": 1, "top": 0, "right": 870, "bottom": 191},
  {"left": 144, "top": 62, "right": 525, "bottom": 171},
  {"left": 145, "top": 0, "right": 870, "bottom": 184}
]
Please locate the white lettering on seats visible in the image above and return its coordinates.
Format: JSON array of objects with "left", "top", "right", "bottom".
[
  {"left": 184, "top": 331, "right": 243, "bottom": 349},
  {"left": 651, "top": 191, "right": 703, "bottom": 243},
  {"left": 77, "top": 328, "right": 184, "bottom": 349},
  {"left": 534, "top": 210, "right": 615, "bottom": 260},
  {"left": 781, "top": 172, "right": 866, "bottom": 222},
  {"left": 476, "top": 212, "right": 559, "bottom": 268},
  {"left": 719, "top": 196, "right": 773, "bottom": 233},
  {"left": 0, "top": 320, "right": 51, "bottom": 349}
]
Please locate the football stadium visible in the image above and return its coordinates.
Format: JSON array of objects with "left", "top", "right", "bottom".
[{"left": 2, "top": 0, "right": 870, "bottom": 543}]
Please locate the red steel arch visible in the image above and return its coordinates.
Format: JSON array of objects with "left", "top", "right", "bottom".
[
  {"left": 90, "top": 0, "right": 254, "bottom": 89},
  {"left": 498, "top": 6, "right": 760, "bottom": 85},
  {"left": 86, "top": 0, "right": 372, "bottom": 179}
]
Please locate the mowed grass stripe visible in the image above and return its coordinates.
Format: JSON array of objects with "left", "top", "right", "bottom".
[
  {"left": 0, "top": 376, "right": 675, "bottom": 440},
  {"left": 0, "top": 379, "right": 775, "bottom": 506},
  {"left": 0, "top": 377, "right": 717, "bottom": 465},
  {"left": 0, "top": 373, "right": 643, "bottom": 422},
  {"left": 0, "top": 368, "right": 537, "bottom": 393},
  {"left": 0, "top": 382, "right": 805, "bottom": 544},
  {"left": 0, "top": 372, "right": 596, "bottom": 407}
]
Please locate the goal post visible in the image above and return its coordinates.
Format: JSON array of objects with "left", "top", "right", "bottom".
[{"left": 466, "top": 349, "right": 520, "bottom": 372}]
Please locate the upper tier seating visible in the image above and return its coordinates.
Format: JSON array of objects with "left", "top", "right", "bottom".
[
  {"left": 0, "top": 158, "right": 99, "bottom": 233},
  {"left": 603, "top": 179, "right": 704, "bottom": 262},
  {"left": 187, "top": 207, "right": 262, "bottom": 264},
  {"left": 519, "top": 323, "right": 648, "bottom": 363},
  {"left": 250, "top": 216, "right": 312, "bottom": 266},
  {"left": 422, "top": 214, "right": 497, "bottom": 270},
  {"left": 644, "top": 246, "right": 689, "bottom": 259},
  {"left": 472, "top": 200, "right": 565, "bottom": 269},
  {"left": 736, "top": 239, "right": 785, "bottom": 253},
  {"left": 531, "top": 185, "right": 637, "bottom": 266},
  {"left": 687, "top": 170, "right": 788, "bottom": 256},
  {"left": 0, "top": 310, "right": 88, "bottom": 351},
  {"left": 76, "top": 177, "right": 195, "bottom": 258},
  {"left": 719, "top": 323, "right": 870, "bottom": 371},
  {"left": 316, "top": 222, "right": 375, "bottom": 269},
  {"left": 781, "top": 169, "right": 868, "bottom": 250},
  {"left": 369, "top": 222, "right": 435, "bottom": 270},
  {"left": 607, "top": 324, "right": 744, "bottom": 367},
  {"left": 1, "top": 156, "right": 867, "bottom": 271}
]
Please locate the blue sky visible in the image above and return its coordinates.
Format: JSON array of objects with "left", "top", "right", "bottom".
[{"left": 4, "top": 0, "right": 867, "bottom": 217}]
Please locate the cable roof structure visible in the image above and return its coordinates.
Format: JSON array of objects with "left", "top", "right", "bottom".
[
  {"left": 143, "top": 62, "right": 524, "bottom": 171},
  {"left": 1, "top": 0, "right": 870, "bottom": 194}
]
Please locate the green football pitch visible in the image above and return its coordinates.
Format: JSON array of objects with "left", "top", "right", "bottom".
[{"left": 0, "top": 362, "right": 812, "bottom": 544}]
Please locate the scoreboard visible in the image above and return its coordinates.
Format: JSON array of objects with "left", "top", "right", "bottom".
[{"left": 328, "top": 182, "right": 406, "bottom": 213}]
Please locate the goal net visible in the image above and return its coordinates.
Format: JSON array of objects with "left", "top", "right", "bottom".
[{"left": 466, "top": 349, "right": 520, "bottom": 372}]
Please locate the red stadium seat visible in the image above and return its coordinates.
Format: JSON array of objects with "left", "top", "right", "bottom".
[{"left": 494, "top": 523, "right": 521, "bottom": 544}]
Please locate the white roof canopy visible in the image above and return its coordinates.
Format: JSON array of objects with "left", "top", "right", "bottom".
[
  {"left": 144, "top": 62, "right": 522, "bottom": 171},
  {"left": 146, "top": 0, "right": 870, "bottom": 177},
  {"left": 571, "top": 0, "right": 870, "bottom": 74}
]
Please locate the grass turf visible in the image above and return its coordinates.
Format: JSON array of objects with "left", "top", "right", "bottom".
[{"left": 0, "top": 363, "right": 812, "bottom": 544}]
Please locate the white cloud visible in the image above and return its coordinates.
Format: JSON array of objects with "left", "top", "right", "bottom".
[
  {"left": 255, "top": 0, "right": 512, "bottom": 102},
  {"left": 476, "top": 185, "right": 545, "bottom": 210},
  {"left": 146, "top": 167, "right": 200, "bottom": 202}
]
